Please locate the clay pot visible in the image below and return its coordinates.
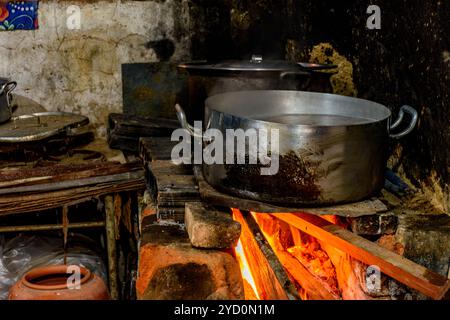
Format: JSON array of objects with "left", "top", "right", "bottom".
[{"left": 8, "top": 265, "right": 110, "bottom": 300}]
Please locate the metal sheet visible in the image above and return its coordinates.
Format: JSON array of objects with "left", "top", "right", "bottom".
[{"left": 122, "top": 62, "right": 188, "bottom": 119}]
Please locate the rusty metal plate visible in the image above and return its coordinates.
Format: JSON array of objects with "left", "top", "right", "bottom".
[{"left": 0, "top": 112, "right": 89, "bottom": 143}]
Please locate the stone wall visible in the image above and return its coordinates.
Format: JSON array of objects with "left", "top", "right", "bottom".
[{"left": 0, "top": 0, "right": 191, "bottom": 135}]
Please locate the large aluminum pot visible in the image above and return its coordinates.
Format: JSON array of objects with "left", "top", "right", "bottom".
[{"left": 176, "top": 90, "right": 418, "bottom": 206}]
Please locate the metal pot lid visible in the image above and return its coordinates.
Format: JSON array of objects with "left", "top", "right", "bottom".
[
  {"left": 178, "top": 55, "right": 336, "bottom": 73},
  {"left": 0, "top": 112, "right": 89, "bottom": 143}
]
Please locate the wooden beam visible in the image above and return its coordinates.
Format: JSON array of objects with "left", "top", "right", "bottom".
[{"left": 271, "top": 212, "right": 450, "bottom": 300}]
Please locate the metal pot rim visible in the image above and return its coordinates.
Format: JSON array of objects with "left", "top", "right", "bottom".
[{"left": 205, "top": 90, "right": 392, "bottom": 128}]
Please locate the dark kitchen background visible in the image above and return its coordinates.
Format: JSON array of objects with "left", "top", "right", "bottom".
[{"left": 0, "top": 0, "right": 448, "bottom": 302}]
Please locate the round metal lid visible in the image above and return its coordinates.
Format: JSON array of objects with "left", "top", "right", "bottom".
[
  {"left": 178, "top": 55, "right": 337, "bottom": 73},
  {"left": 0, "top": 112, "right": 89, "bottom": 143},
  {"left": 179, "top": 55, "right": 301, "bottom": 73}
]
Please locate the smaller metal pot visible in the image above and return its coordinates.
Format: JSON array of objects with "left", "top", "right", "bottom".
[
  {"left": 178, "top": 55, "right": 336, "bottom": 122},
  {"left": 0, "top": 77, "right": 17, "bottom": 124}
]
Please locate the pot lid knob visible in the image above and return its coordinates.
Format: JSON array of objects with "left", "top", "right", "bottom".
[{"left": 250, "top": 54, "right": 263, "bottom": 64}]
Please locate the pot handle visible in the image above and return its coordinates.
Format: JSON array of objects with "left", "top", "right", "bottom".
[
  {"left": 389, "top": 105, "right": 418, "bottom": 139},
  {"left": 0, "top": 81, "right": 16, "bottom": 95},
  {"left": 175, "top": 104, "right": 205, "bottom": 139},
  {"left": 0, "top": 81, "right": 17, "bottom": 106}
]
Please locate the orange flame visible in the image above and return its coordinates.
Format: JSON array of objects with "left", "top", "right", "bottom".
[{"left": 234, "top": 239, "right": 260, "bottom": 300}]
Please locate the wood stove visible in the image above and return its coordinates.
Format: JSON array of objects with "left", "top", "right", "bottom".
[{"left": 135, "top": 132, "right": 450, "bottom": 301}]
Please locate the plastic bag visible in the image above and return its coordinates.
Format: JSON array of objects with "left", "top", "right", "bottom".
[
  {"left": 0, "top": 233, "right": 107, "bottom": 300},
  {"left": 0, "top": 237, "right": 16, "bottom": 300}
]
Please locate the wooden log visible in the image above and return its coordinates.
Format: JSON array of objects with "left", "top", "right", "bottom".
[
  {"left": 232, "top": 209, "right": 289, "bottom": 300},
  {"left": 252, "top": 213, "right": 340, "bottom": 300},
  {"left": 271, "top": 212, "right": 450, "bottom": 300},
  {"left": 273, "top": 249, "right": 340, "bottom": 300},
  {"left": 241, "top": 212, "right": 300, "bottom": 300}
]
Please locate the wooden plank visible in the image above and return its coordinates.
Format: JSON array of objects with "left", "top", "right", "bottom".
[
  {"left": 0, "top": 171, "right": 144, "bottom": 195},
  {"left": 0, "top": 178, "right": 145, "bottom": 215},
  {"left": 157, "top": 175, "right": 199, "bottom": 192},
  {"left": 156, "top": 175, "right": 199, "bottom": 207},
  {"left": 108, "top": 113, "right": 178, "bottom": 137},
  {"left": 108, "top": 134, "right": 139, "bottom": 153},
  {"left": 139, "top": 137, "right": 179, "bottom": 162},
  {"left": 149, "top": 160, "right": 192, "bottom": 175},
  {"left": 271, "top": 212, "right": 450, "bottom": 300},
  {"left": 0, "top": 161, "right": 132, "bottom": 183},
  {"left": 193, "top": 166, "right": 388, "bottom": 217},
  {"left": 107, "top": 114, "right": 178, "bottom": 154},
  {"left": 232, "top": 209, "right": 289, "bottom": 300}
]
